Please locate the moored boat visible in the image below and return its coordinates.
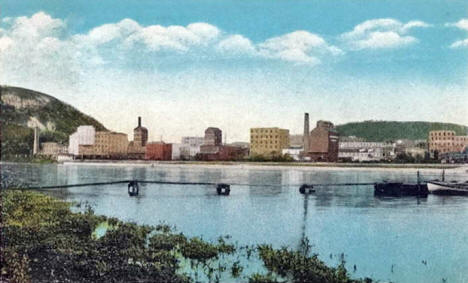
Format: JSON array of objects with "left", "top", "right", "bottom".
[
  {"left": 374, "top": 181, "right": 428, "bottom": 197},
  {"left": 427, "top": 180, "right": 468, "bottom": 196}
]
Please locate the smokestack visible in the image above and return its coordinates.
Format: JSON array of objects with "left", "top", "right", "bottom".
[
  {"left": 303, "top": 113, "right": 309, "bottom": 152},
  {"left": 33, "top": 127, "right": 39, "bottom": 155},
  {"left": 138, "top": 116, "right": 141, "bottom": 127}
]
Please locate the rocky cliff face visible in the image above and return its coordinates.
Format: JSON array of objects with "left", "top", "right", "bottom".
[{"left": 1, "top": 85, "right": 107, "bottom": 158}]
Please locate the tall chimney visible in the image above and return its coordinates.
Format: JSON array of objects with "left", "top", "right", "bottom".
[
  {"left": 303, "top": 113, "right": 309, "bottom": 152},
  {"left": 138, "top": 116, "right": 141, "bottom": 127},
  {"left": 33, "top": 127, "right": 40, "bottom": 155}
]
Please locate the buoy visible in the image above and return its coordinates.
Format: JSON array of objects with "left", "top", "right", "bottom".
[
  {"left": 216, "top": 183, "right": 230, "bottom": 196},
  {"left": 299, "top": 184, "right": 315, "bottom": 194},
  {"left": 128, "top": 180, "right": 139, "bottom": 196}
]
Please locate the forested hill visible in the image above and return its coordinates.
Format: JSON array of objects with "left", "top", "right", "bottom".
[
  {"left": 1, "top": 85, "right": 107, "bottom": 158},
  {"left": 336, "top": 121, "right": 468, "bottom": 142}
]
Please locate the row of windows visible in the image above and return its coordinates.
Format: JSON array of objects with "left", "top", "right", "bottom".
[
  {"left": 251, "top": 145, "right": 281, "bottom": 149},
  {"left": 251, "top": 129, "right": 286, "bottom": 134},
  {"left": 430, "top": 131, "right": 455, "bottom": 137},
  {"left": 252, "top": 140, "right": 281, "bottom": 145},
  {"left": 251, "top": 135, "right": 281, "bottom": 139}
]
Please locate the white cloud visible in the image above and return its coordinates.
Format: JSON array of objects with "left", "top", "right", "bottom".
[
  {"left": 446, "top": 19, "right": 468, "bottom": 31},
  {"left": 341, "top": 18, "right": 430, "bottom": 50},
  {"left": 446, "top": 19, "right": 468, "bottom": 49},
  {"left": 258, "top": 31, "right": 343, "bottom": 64},
  {"left": 216, "top": 34, "right": 255, "bottom": 54},
  {"left": 450, "top": 39, "right": 468, "bottom": 49}
]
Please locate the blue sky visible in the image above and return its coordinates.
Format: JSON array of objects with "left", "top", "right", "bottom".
[{"left": 1, "top": 0, "right": 467, "bottom": 142}]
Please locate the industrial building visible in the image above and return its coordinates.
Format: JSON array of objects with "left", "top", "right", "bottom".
[
  {"left": 39, "top": 142, "right": 68, "bottom": 159},
  {"left": 145, "top": 142, "right": 172, "bottom": 160},
  {"left": 127, "top": 117, "right": 148, "bottom": 159},
  {"left": 78, "top": 131, "right": 128, "bottom": 159},
  {"left": 68, "top": 126, "right": 95, "bottom": 156},
  {"left": 338, "top": 141, "right": 390, "bottom": 162},
  {"left": 428, "top": 130, "right": 468, "bottom": 157},
  {"left": 303, "top": 114, "right": 339, "bottom": 162},
  {"left": 250, "top": 127, "right": 290, "bottom": 158},
  {"left": 180, "top": 136, "right": 205, "bottom": 159}
]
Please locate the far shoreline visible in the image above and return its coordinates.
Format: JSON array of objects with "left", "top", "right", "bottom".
[{"left": 50, "top": 160, "right": 468, "bottom": 172}]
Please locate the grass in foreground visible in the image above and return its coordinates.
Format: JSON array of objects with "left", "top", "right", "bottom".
[{"left": 1, "top": 190, "right": 373, "bottom": 283}]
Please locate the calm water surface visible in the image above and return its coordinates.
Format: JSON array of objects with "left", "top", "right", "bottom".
[{"left": 4, "top": 163, "right": 468, "bottom": 283}]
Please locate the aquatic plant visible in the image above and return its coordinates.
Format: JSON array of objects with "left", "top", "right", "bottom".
[{"left": 1, "top": 190, "right": 373, "bottom": 283}]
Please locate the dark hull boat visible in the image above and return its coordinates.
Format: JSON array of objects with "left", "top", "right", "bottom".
[
  {"left": 427, "top": 181, "right": 468, "bottom": 196},
  {"left": 374, "top": 182, "right": 428, "bottom": 197}
]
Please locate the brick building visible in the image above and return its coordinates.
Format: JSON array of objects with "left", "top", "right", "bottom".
[
  {"left": 428, "top": 130, "right": 468, "bottom": 157},
  {"left": 145, "top": 142, "right": 172, "bottom": 160},
  {"left": 204, "top": 127, "right": 222, "bottom": 146},
  {"left": 128, "top": 117, "right": 148, "bottom": 159},
  {"left": 250, "top": 127, "right": 289, "bottom": 158},
  {"left": 305, "top": 120, "right": 339, "bottom": 162}
]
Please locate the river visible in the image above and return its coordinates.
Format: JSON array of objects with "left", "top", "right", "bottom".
[{"left": 3, "top": 162, "right": 468, "bottom": 283}]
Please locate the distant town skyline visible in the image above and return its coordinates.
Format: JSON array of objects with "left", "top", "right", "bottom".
[{"left": 1, "top": 0, "right": 467, "bottom": 142}]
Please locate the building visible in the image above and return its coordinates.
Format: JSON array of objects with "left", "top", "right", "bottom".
[
  {"left": 428, "top": 130, "right": 468, "bottom": 157},
  {"left": 180, "top": 136, "right": 204, "bottom": 159},
  {"left": 39, "top": 142, "right": 68, "bottom": 159},
  {"left": 282, "top": 146, "right": 303, "bottom": 161},
  {"left": 68, "top": 126, "right": 96, "bottom": 155},
  {"left": 338, "top": 141, "right": 390, "bottom": 162},
  {"left": 440, "top": 146, "right": 468, "bottom": 163},
  {"left": 79, "top": 131, "right": 128, "bottom": 159},
  {"left": 204, "top": 127, "right": 222, "bottom": 146},
  {"left": 127, "top": 117, "right": 148, "bottom": 159},
  {"left": 289, "top": 134, "right": 304, "bottom": 147},
  {"left": 250, "top": 127, "right": 289, "bottom": 158},
  {"left": 171, "top": 143, "right": 183, "bottom": 160},
  {"left": 200, "top": 127, "right": 224, "bottom": 159},
  {"left": 305, "top": 118, "right": 339, "bottom": 162},
  {"left": 145, "top": 142, "right": 172, "bottom": 160}
]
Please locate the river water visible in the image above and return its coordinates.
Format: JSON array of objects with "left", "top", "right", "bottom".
[{"left": 3, "top": 162, "right": 468, "bottom": 283}]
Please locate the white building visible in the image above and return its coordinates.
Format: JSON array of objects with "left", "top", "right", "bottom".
[
  {"left": 171, "top": 143, "right": 183, "bottom": 160},
  {"left": 68, "top": 126, "right": 96, "bottom": 156},
  {"left": 282, "top": 147, "right": 303, "bottom": 161},
  {"left": 339, "top": 141, "right": 393, "bottom": 162},
  {"left": 180, "top": 136, "right": 204, "bottom": 159}
]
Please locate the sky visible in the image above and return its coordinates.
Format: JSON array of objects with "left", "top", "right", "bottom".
[{"left": 1, "top": 0, "right": 467, "bottom": 142}]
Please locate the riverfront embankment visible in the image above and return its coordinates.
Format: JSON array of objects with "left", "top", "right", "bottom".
[{"left": 59, "top": 159, "right": 466, "bottom": 171}]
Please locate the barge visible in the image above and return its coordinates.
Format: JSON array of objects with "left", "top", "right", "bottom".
[{"left": 374, "top": 181, "right": 428, "bottom": 197}]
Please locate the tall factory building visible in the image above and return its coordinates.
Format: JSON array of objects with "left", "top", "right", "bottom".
[
  {"left": 304, "top": 118, "right": 339, "bottom": 162},
  {"left": 204, "top": 127, "right": 222, "bottom": 146},
  {"left": 128, "top": 116, "right": 148, "bottom": 159},
  {"left": 79, "top": 131, "right": 128, "bottom": 159},
  {"left": 428, "top": 130, "right": 468, "bottom": 157},
  {"left": 250, "top": 127, "right": 290, "bottom": 158}
]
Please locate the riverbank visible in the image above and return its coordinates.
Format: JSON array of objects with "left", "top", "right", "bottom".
[
  {"left": 1, "top": 190, "right": 372, "bottom": 283},
  {"left": 54, "top": 159, "right": 466, "bottom": 172}
]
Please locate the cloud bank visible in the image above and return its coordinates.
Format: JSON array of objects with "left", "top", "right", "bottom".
[{"left": 340, "top": 18, "right": 430, "bottom": 50}]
